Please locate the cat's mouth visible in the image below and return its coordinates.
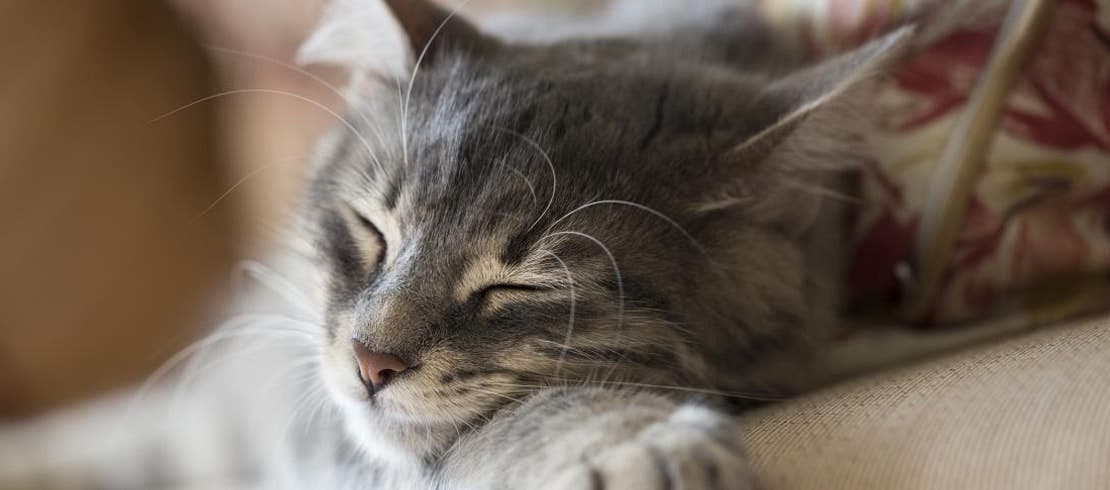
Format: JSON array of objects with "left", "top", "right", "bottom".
[
  {"left": 353, "top": 369, "right": 523, "bottom": 427},
  {"left": 363, "top": 387, "right": 497, "bottom": 429},
  {"left": 352, "top": 362, "right": 422, "bottom": 400},
  {"left": 324, "top": 344, "right": 526, "bottom": 427}
]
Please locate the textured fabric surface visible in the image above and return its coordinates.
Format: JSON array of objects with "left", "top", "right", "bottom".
[{"left": 743, "top": 314, "right": 1110, "bottom": 489}]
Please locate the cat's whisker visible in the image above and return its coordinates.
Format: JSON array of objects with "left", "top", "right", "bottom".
[
  {"left": 468, "top": 387, "right": 526, "bottom": 406},
  {"left": 503, "top": 164, "right": 538, "bottom": 208},
  {"left": 149, "top": 88, "right": 386, "bottom": 175},
  {"left": 596, "top": 381, "right": 786, "bottom": 402},
  {"left": 210, "top": 45, "right": 395, "bottom": 153},
  {"left": 391, "top": 70, "right": 409, "bottom": 170},
  {"left": 538, "top": 251, "right": 577, "bottom": 378},
  {"left": 233, "top": 261, "right": 320, "bottom": 320},
  {"left": 169, "top": 318, "right": 317, "bottom": 374},
  {"left": 204, "top": 43, "right": 391, "bottom": 147},
  {"left": 287, "top": 379, "right": 332, "bottom": 439},
  {"left": 318, "top": 177, "right": 390, "bottom": 206},
  {"left": 210, "top": 44, "right": 399, "bottom": 157},
  {"left": 547, "top": 199, "right": 711, "bottom": 258},
  {"left": 263, "top": 368, "right": 329, "bottom": 466},
  {"left": 403, "top": 0, "right": 475, "bottom": 168},
  {"left": 598, "top": 351, "right": 634, "bottom": 385},
  {"left": 207, "top": 46, "right": 345, "bottom": 102},
  {"left": 621, "top": 310, "right": 698, "bottom": 340},
  {"left": 540, "top": 231, "right": 624, "bottom": 351},
  {"left": 251, "top": 358, "right": 324, "bottom": 417},
  {"left": 168, "top": 336, "right": 322, "bottom": 415},
  {"left": 492, "top": 126, "right": 557, "bottom": 231},
  {"left": 532, "top": 338, "right": 595, "bottom": 359},
  {"left": 485, "top": 379, "right": 782, "bottom": 402},
  {"left": 340, "top": 164, "right": 389, "bottom": 200},
  {"left": 115, "top": 323, "right": 320, "bottom": 444},
  {"left": 126, "top": 323, "right": 315, "bottom": 409},
  {"left": 218, "top": 315, "right": 323, "bottom": 335},
  {"left": 280, "top": 370, "right": 319, "bottom": 423},
  {"left": 194, "top": 155, "right": 307, "bottom": 220},
  {"left": 167, "top": 332, "right": 321, "bottom": 416},
  {"left": 291, "top": 395, "right": 323, "bottom": 441}
]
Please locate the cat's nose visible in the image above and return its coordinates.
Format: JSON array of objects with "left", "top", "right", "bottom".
[{"left": 351, "top": 339, "right": 409, "bottom": 394}]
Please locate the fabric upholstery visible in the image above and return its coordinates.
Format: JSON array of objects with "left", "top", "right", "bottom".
[
  {"left": 744, "top": 314, "right": 1110, "bottom": 489},
  {"left": 759, "top": 0, "right": 1110, "bottom": 327}
]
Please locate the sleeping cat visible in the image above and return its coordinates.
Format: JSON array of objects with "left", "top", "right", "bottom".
[{"left": 0, "top": 0, "right": 911, "bottom": 488}]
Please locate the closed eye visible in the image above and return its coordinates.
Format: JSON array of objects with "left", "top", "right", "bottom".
[
  {"left": 473, "top": 283, "right": 552, "bottom": 307},
  {"left": 342, "top": 204, "right": 387, "bottom": 271},
  {"left": 485, "top": 284, "right": 549, "bottom": 294}
]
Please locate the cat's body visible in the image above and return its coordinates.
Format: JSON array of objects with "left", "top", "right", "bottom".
[{"left": 1, "top": 1, "right": 909, "bottom": 488}]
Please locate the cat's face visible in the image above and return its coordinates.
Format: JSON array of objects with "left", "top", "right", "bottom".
[
  {"left": 311, "top": 54, "right": 735, "bottom": 454},
  {"left": 301, "top": 0, "right": 906, "bottom": 457}
]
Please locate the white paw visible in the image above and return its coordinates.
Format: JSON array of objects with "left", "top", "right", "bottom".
[{"left": 543, "top": 406, "right": 753, "bottom": 490}]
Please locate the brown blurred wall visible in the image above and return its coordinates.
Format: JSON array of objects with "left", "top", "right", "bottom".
[{"left": 0, "top": 1, "right": 233, "bottom": 417}]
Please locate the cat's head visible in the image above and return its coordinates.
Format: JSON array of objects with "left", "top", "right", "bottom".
[{"left": 298, "top": 0, "right": 908, "bottom": 458}]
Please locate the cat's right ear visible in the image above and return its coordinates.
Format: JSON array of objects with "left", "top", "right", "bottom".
[{"left": 298, "top": 0, "right": 499, "bottom": 96}]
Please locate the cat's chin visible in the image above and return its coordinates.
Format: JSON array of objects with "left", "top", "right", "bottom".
[{"left": 339, "top": 402, "right": 464, "bottom": 461}]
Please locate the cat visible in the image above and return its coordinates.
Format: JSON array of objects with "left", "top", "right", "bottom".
[{"left": 0, "top": 0, "right": 911, "bottom": 488}]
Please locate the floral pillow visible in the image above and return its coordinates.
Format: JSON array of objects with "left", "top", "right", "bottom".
[{"left": 758, "top": 0, "right": 1110, "bottom": 328}]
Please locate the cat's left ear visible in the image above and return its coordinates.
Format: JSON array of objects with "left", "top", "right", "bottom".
[
  {"left": 728, "top": 26, "right": 913, "bottom": 167},
  {"left": 702, "top": 27, "right": 914, "bottom": 228},
  {"left": 298, "top": 0, "right": 499, "bottom": 96}
]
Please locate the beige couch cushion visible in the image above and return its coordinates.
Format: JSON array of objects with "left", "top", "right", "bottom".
[{"left": 743, "top": 315, "right": 1110, "bottom": 489}]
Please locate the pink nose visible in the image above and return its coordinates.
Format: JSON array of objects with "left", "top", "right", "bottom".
[{"left": 351, "top": 340, "right": 409, "bottom": 394}]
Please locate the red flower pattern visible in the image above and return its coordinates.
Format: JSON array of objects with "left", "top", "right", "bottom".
[{"left": 838, "top": 0, "right": 1110, "bottom": 325}]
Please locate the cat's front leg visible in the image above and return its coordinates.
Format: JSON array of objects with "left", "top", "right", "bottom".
[
  {"left": 440, "top": 387, "right": 753, "bottom": 490},
  {"left": 539, "top": 404, "right": 753, "bottom": 490}
]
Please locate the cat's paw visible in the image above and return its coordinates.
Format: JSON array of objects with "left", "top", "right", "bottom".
[{"left": 543, "top": 406, "right": 753, "bottom": 490}]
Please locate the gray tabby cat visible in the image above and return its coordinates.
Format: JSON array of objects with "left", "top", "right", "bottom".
[{"left": 1, "top": 0, "right": 910, "bottom": 488}]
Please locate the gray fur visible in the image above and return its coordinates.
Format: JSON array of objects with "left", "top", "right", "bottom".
[{"left": 0, "top": 1, "right": 909, "bottom": 488}]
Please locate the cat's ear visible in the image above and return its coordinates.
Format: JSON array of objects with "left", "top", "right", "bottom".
[
  {"left": 728, "top": 27, "right": 913, "bottom": 167},
  {"left": 702, "top": 27, "right": 914, "bottom": 229},
  {"left": 298, "top": 0, "right": 499, "bottom": 96},
  {"left": 381, "top": 0, "right": 500, "bottom": 62}
]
